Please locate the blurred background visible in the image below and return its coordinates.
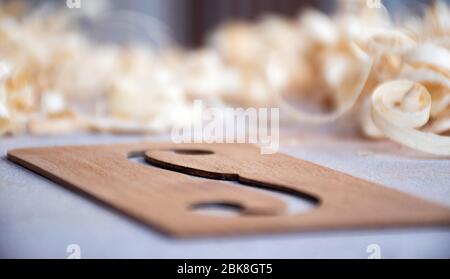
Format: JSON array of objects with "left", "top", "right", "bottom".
[
  {"left": 20, "top": 0, "right": 440, "bottom": 46},
  {"left": 1, "top": 0, "right": 449, "bottom": 137}
]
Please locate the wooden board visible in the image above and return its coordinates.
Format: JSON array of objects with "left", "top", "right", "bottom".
[{"left": 7, "top": 142, "right": 450, "bottom": 237}]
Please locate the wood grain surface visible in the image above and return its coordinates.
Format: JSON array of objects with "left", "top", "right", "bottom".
[{"left": 7, "top": 142, "right": 450, "bottom": 237}]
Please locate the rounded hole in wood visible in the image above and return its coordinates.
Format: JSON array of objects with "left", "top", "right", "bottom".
[
  {"left": 172, "top": 149, "right": 214, "bottom": 155},
  {"left": 134, "top": 151, "right": 320, "bottom": 216},
  {"left": 189, "top": 202, "right": 244, "bottom": 217}
]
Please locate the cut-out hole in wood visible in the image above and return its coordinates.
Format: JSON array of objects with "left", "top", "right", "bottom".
[
  {"left": 129, "top": 152, "right": 319, "bottom": 216},
  {"left": 190, "top": 202, "right": 243, "bottom": 217},
  {"left": 173, "top": 149, "right": 214, "bottom": 156}
]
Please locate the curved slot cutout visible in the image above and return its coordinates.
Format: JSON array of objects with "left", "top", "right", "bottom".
[
  {"left": 190, "top": 202, "right": 243, "bottom": 217},
  {"left": 173, "top": 149, "right": 214, "bottom": 156},
  {"left": 129, "top": 150, "right": 319, "bottom": 216}
]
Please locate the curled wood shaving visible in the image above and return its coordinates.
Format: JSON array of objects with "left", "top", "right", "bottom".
[
  {"left": 371, "top": 80, "right": 450, "bottom": 155},
  {"left": 272, "top": 42, "right": 372, "bottom": 123}
]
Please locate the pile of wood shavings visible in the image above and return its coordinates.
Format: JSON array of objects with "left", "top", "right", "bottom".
[{"left": 1, "top": 0, "right": 450, "bottom": 156}]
